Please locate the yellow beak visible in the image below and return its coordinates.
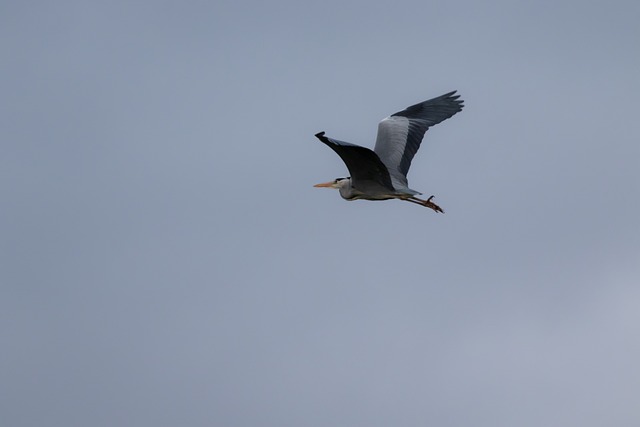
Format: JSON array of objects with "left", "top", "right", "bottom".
[{"left": 313, "top": 181, "right": 335, "bottom": 188}]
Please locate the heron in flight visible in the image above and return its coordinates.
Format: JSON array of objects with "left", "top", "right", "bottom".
[{"left": 313, "top": 91, "right": 464, "bottom": 213}]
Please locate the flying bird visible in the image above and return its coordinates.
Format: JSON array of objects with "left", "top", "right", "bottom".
[{"left": 313, "top": 91, "right": 464, "bottom": 213}]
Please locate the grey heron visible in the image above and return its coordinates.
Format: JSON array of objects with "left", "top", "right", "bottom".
[{"left": 313, "top": 91, "right": 464, "bottom": 213}]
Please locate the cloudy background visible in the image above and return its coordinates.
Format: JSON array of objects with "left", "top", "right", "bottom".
[{"left": 2, "top": 0, "right": 639, "bottom": 426}]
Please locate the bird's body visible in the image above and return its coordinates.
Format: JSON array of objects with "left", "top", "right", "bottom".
[{"left": 314, "top": 91, "right": 464, "bottom": 212}]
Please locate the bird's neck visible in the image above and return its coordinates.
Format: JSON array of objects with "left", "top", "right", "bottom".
[{"left": 338, "top": 178, "right": 357, "bottom": 200}]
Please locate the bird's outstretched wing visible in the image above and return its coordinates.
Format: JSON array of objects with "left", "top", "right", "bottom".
[
  {"left": 314, "top": 132, "right": 394, "bottom": 190},
  {"left": 373, "top": 91, "right": 464, "bottom": 188}
]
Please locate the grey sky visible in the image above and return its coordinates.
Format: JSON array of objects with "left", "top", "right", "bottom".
[{"left": 2, "top": 1, "right": 639, "bottom": 426}]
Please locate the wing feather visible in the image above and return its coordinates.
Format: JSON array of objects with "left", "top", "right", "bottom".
[
  {"left": 373, "top": 91, "right": 464, "bottom": 187},
  {"left": 314, "top": 132, "right": 394, "bottom": 191}
]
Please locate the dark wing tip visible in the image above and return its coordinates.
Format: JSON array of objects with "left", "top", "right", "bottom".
[
  {"left": 444, "top": 90, "right": 464, "bottom": 109},
  {"left": 315, "top": 131, "right": 331, "bottom": 144},
  {"left": 390, "top": 90, "right": 464, "bottom": 119},
  {"left": 441, "top": 90, "right": 464, "bottom": 104}
]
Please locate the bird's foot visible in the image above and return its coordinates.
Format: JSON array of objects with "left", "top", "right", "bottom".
[
  {"left": 423, "top": 195, "right": 444, "bottom": 213},
  {"left": 404, "top": 195, "right": 445, "bottom": 212}
]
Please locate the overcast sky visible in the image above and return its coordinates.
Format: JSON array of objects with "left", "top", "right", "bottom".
[{"left": 2, "top": 1, "right": 639, "bottom": 426}]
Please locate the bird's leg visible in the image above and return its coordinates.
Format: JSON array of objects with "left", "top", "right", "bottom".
[{"left": 405, "top": 195, "right": 444, "bottom": 213}]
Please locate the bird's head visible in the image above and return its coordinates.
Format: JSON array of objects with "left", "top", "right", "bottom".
[{"left": 313, "top": 177, "right": 350, "bottom": 190}]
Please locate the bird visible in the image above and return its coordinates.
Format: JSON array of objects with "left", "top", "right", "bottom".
[{"left": 313, "top": 90, "right": 464, "bottom": 213}]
